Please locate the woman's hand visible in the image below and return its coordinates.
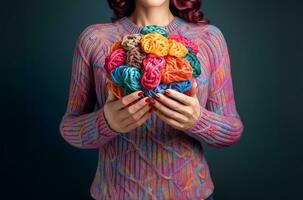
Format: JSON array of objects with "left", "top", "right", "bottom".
[
  {"left": 103, "top": 85, "right": 153, "bottom": 133},
  {"left": 152, "top": 81, "right": 201, "bottom": 131}
]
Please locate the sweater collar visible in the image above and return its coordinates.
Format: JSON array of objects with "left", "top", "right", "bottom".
[{"left": 118, "top": 16, "right": 185, "bottom": 34}]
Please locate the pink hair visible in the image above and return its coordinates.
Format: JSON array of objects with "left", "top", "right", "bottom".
[{"left": 107, "top": 0, "right": 210, "bottom": 25}]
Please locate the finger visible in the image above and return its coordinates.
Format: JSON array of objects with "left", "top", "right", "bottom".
[
  {"left": 124, "top": 110, "right": 152, "bottom": 132},
  {"left": 152, "top": 100, "right": 187, "bottom": 123},
  {"left": 121, "top": 103, "right": 151, "bottom": 126},
  {"left": 154, "top": 93, "right": 190, "bottom": 115},
  {"left": 189, "top": 79, "right": 198, "bottom": 97},
  {"left": 119, "top": 96, "right": 150, "bottom": 120},
  {"left": 154, "top": 109, "right": 184, "bottom": 130},
  {"left": 113, "top": 90, "right": 144, "bottom": 110},
  {"left": 162, "top": 89, "right": 193, "bottom": 106}
]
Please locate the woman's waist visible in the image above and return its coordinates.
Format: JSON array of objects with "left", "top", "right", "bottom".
[
  {"left": 94, "top": 145, "right": 213, "bottom": 200},
  {"left": 99, "top": 132, "right": 210, "bottom": 181},
  {"left": 101, "top": 129, "right": 204, "bottom": 164}
]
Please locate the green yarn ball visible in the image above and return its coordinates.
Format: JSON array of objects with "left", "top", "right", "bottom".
[{"left": 184, "top": 48, "right": 201, "bottom": 78}]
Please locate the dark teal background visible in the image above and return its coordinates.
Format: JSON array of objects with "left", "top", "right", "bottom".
[{"left": 3, "top": 0, "right": 303, "bottom": 199}]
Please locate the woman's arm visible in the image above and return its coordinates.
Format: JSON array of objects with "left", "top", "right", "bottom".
[
  {"left": 184, "top": 25, "right": 244, "bottom": 148},
  {"left": 59, "top": 25, "right": 120, "bottom": 149}
]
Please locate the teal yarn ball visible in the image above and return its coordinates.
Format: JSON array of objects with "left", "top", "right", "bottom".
[
  {"left": 184, "top": 48, "right": 201, "bottom": 78},
  {"left": 123, "top": 67, "right": 142, "bottom": 94},
  {"left": 111, "top": 65, "right": 142, "bottom": 95},
  {"left": 140, "top": 25, "right": 168, "bottom": 37},
  {"left": 110, "top": 65, "right": 128, "bottom": 86}
]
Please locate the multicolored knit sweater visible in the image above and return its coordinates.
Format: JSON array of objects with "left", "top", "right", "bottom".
[{"left": 59, "top": 16, "right": 244, "bottom": 200}]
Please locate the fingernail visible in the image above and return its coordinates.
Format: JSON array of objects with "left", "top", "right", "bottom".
[
  {"left": 154, "top": 93, "right": 160, "bottom": 99},
  {"left": 138, "top": 91, "right": 144, "bottom": 96},
  {"left": 149, "top": 98, "right": 155, "bottom": 104},
  {"left": 148, "top": 103, "right": 153, "bottom": 107},
  {"left": 164, "top": 90, "right": 170, "bottom": 95},
  {"left": 149, "top": 108, "right": 153, "bottom": 113},
  {"left": 152, "top": 107, "right": 158, "bottom": 111},
  {"left": 145, "top": 98, "right": 154, "bottom": 103}
]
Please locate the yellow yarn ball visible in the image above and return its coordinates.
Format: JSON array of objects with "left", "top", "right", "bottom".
[
  {"left": 168, "top": 39, "right": 188, "bottom": 57},
  {"left": 141, "top": 33, "right": 170, "bottom": 57}
]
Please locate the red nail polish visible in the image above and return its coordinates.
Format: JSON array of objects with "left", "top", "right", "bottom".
[
  {"left": 164, "top": 90, "right": 170, "bottom": 95},
  {"left": 149, "top": 98, "right": 155, "bottom": 104},
  {"left": 184, "top": 90, "right": 190, "bottom": 95},
  {"left": 138, "top": 91, "right": 144, "bottom": 96},
  {"left": 155, "top": 93, "right": 160, "bottom": 99},
  {"left": 146, "top": 98, "right": 154, "bottom": 103}
]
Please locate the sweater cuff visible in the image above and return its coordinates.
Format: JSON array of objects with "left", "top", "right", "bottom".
[
  {"left": 96, "top": 107, "right": 121, "bottom": 137},
  {"left": 184, "top": 106, "right": 216, "bottom": 135}
]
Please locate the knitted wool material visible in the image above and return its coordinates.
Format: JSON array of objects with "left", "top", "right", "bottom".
[{"left": 59, "top": 16, "right": 244, "bottom": 200}]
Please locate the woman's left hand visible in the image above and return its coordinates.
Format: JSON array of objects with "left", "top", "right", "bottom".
[{"left": 151, "top": 81, "right": 201, "bottom": 131}]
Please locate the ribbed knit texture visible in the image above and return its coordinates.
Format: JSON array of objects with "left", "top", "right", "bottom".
[{"left": 59, "top": 16, "right": 244, "bottom": 200}]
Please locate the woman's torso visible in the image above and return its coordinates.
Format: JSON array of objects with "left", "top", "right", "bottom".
[{"left": 85, "top": 16, "right": 215, "bottom": 199}]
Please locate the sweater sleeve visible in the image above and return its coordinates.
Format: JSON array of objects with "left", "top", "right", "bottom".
[
  {"left": 59, "top": 25, "right": 120, "bottom": 149},
  {"left": 183, "top": 25, "right": 244, "bottom": 148}
]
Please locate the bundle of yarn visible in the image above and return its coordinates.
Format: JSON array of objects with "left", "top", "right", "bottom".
[{"left": 104, "top": 25, "right": 201, "bottom": 99}]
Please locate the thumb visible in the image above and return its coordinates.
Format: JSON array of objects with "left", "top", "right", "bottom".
[
  {"left": 106, "top": 83, "right": 118, "bottom": 102},
  {"left": 189, "top": 79, "right": 198, "bottom": 97}
]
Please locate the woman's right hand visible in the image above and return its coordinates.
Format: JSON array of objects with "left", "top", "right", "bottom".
[{"left": 103, "top": 84, "right": 154, "bottom": 133}]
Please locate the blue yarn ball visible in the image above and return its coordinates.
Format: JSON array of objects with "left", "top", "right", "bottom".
[
  {"left": 170, "top": 80, "right": 192, "bottom": 93},
  {"left": 111, "top": 65, "right": 143, "bottom": 95},
  {"left": 142, "top": 80, "right": 192, "bottom": 98}
]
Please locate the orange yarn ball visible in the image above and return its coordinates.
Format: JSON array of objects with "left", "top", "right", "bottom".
[
  {"left": 106, "top": 74, "right": 124, "bottom": 99},
  {"left": 106, "top": 72, "right": 141, "bottom": 109},
  {"left": 106, "top": 74, "right": 139, "bottom": 110},
  {"left": 110, "top": 40, "right": 122, "bottom": 54},
  {"left": 160, "top": 56, "right": 193, "bottom": 84}
]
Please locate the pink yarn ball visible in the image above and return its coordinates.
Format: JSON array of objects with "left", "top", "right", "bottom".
[
  {"left": 105, "top": 48, "right": 126, "bottom": 72},
  {"left": 142, "top": 54, "right": 166, "bottom": 71},
  {"left": 168, "top": 34, "right": 199, "bottom": 54},
  {"left": 141, "top": 54, "right": 166, "bottom": 90}
]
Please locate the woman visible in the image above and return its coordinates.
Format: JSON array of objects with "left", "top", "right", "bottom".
[{"left": 59, "top": 0, "right": 244, "bottom": 199}]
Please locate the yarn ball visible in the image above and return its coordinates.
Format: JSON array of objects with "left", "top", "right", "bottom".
[
  {"left": 160, "top": 56, "right": 193, "bottom": 83},
  {"left": 104, "top": 25, "right": 201, "bottom": 99},
  {"left": 140, "top": 25, "right": 168, "bottom": 37},
  {"left": 121, "top": 34, "right": 142, "bottom": 51},
  {"left": 168, "top": 34, "right": 199, "bottom": 54},
  {"left": 126, "top": 46, "right": 146, "bottom": 69},
  {"left": 105, "top": 48, "right": 126, "bottom": 72},
  {"left": 184, "top": 48, "right": 201, "bottom": 78},
  {"left": 141, "top": 54, "right": 165, "bottom": 90},
  {"left": 141, "top": 33, "right": 170, "bottom": 57}
]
